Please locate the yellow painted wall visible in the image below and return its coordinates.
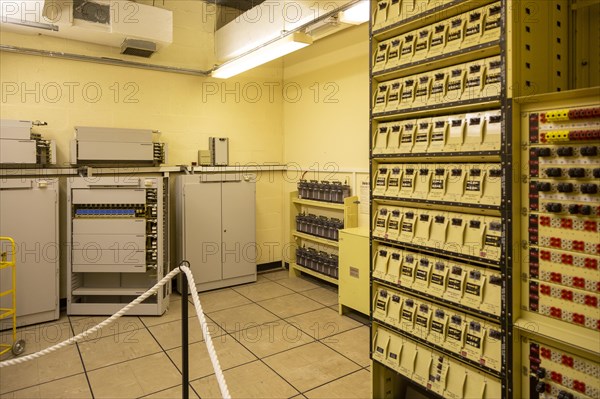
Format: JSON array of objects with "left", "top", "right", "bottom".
[
  {"left": 0, "top": 2, "right": 286, "bottom": 277},
  {"left": 281, "top": 24, "right": 371, "bottom": 245}
]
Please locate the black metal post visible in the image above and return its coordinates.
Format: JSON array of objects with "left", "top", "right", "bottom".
[{"left": 181, "top": 265, "right": 189, "bottom": 399}]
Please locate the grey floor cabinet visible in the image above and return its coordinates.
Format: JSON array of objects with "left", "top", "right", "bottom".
[
  {"left": 0, "top": 178, "right": 59, "bottom": 328},
  {"left": 176, "top": 174, "right": 256, "bottom": 292}
]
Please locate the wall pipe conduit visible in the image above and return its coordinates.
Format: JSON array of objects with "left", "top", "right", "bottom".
[{"left": 0, "top": 44, "right": 213, "bottom": 76}]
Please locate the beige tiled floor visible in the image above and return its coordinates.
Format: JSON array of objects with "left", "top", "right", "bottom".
[{"left": 0, "top": 269, "right": 371, "bottom": 398}]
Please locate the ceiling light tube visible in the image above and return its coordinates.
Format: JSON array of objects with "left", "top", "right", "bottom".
[
  {"left": 339, "top": 1, "right": 370, "bottom": 25},
  {"left": 211, "top": 32, "right": 313, "bottom": 79}
]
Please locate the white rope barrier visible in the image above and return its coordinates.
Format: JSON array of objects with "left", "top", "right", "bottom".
[{"left": 0, "top": 265, "right": 231, "bottom": 399}]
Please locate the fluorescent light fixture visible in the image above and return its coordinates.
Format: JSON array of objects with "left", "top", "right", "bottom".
[
  {"left": 339, "top": 1, "right": 370, "bottom": 25},
  {"left": 212, "top": 32, "right": 313, "bottom": 79}
]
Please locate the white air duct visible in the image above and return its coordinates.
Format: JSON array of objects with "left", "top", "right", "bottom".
[{"left": 0, "top": 0, "right": 172, "bottom": 56}]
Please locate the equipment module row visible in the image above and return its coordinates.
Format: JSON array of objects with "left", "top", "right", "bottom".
[
  {"left": 295, "top": 247, "right": 339, "bottom": 279},
  {"left": 372, "top": 324, "right": 502, "bottom": 399},
  {"left": 373, "top": 1, "right": 501, "bottom": 73},
  {"left": 373, "top": 244, "right": 502, "bottom": 317},
  {"left": 372, "top": 0, "right": 456, "bottom": 32},
  {"left": 373, "top": 204, "right": 503, "bottom": 264},
  {"left": 372, "top": 109, "right": 501, "bottom": 155},
  {"left": 373, "top": 284, "right": 503, "bottom": 374},
  {"left": 373, "top": 55, "right": 501, "bottom": 115},
  {"left": 297, "top": 180, "right": 351, "bottom": 204},
  {"left": 373, "top": 162, "right": 502, "bottom": 207},
  {"left": 295, "top": 213, "right": 344, "bottom": 241}
]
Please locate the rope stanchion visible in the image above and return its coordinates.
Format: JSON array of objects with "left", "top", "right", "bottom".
[{"left": 0, "top": 263, "right": 231, "bottom": 399}]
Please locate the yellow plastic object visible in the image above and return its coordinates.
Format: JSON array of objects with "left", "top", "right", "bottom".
[
  {"left": 0, "top": 237, "right": 25, "bottom": 356},
  {"left": 338, "top": 227, "right": 370, "bottom": 316}
]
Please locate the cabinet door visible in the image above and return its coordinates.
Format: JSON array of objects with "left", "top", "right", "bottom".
[
  {"left": 0, "top": 181, "right": 58, "bottom": 320},
  {"left": 221, "top": 181, "right": 256, "bottom": 280},
  {"left": 183, "top": 181, "right": 222, "bottom": 284}
]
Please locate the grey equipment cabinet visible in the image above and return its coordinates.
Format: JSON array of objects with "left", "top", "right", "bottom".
[
  {"left": 0, "top": 178, "right": 60, "bottom": 327},
  {"left": 66, "top": 175, "right": 169, "bottom": 315},
  {"left": 176, "top": 174, "right": 256, "bottom": 292}
]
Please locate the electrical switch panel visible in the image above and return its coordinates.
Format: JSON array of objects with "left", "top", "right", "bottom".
[
  {"left": 525, "top": 339, "right": 600, "bottom": 399},
  {"left": 372, "top": 109, "right": 502, "bottom": 155},
  {"left": 373, "top": 56, "right": 501, "bottom": 115},
  {"left": 372, "top": 244, "right": 503, "bottom": 317},
  {"left": 523, "top": 103, "right": 600, "bottom": 332},
  {"left": 0, "top": 119, "right": 56, "bottom": 165},
  {"left": 371, "top": 2, "right": 501, "bottom": 73},
  {"left": 372, "top": 205, "right": 503, "bottom": 264},
  {"left": 373, "top": 284, "right": 503, "bottom": 373},
  {"left": 373, "top": 162, "right": 502, "bottom": 207},
  {"left": 372, "top": 324, "right": 502, "bottom": 399}
]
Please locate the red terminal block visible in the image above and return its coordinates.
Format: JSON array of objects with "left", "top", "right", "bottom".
[
  {"left": 540, "top": 216, "right": 551, "bottom": 226},
  {"left": 560, "top": 219, "right": 572, "bottom": 229},
  {"left": 574, "top": 380, "right": 586, "bottom": 394},
  {"left": 584, "top": 295, "right": 598, "bottom": 307},
  {"left": 560, "top": 289, "right": 573, "bottom": 301},
  {"left": 550, "top": 371, "right": 563, "bottom": 384},
  {"left": 550, "top": 237, "right": 562, "bottom": 248},
  {"left": 540, "top": 132, "right": 547, "bottom": 143},
  {"left": 585, "top": 258, "right": 598, "bottom": 269},
  {"left": 597, "top": 320, "right": 600, "bottom": 330},
  {"left": 541, "top": 348, "right": 552, "bottom": 359},
  {"left": 573, "top": 313, "right": 585, "bottom": 325},
  {"left": 561, "top": 254, "right": 573, "bottom": 265},
  {"left": 540, "top": 113, "right": 547, "bottom": 123},
  {"left": 550, "top": 272, "right": 562, "bottom": 283},
  {"left": 597, "top": 281, "right": 600, "bottom": 292},
  {"left": 584, "top": 221, "right": 598, "bottom": 232},
  {"left": 561, "top": 355, "right": 574, "bottom": 367},
  {"left": 540, "top": 250, "right": 551, "bottom": 261},
  {"left": 572, "top": 241, "right": 584, "bottom": 251},
  {"left": 540, "top": 284, "right": 551, "bottom": 295},
  {"left": 573, "top": 277, "right": 585, "bottom": 288},
  {"left": 550, "top": 307, "right": 562, "bottom": 318}
]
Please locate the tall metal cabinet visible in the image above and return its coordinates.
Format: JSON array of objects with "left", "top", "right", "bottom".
[
  {"left": 369, "top": 1, "right": 599, "bottom": 398},
  {"left": 66, "top": 175, "right": 169, "bottom": 315},
  {"left": 0, "top": 178, "right": 59, "bottom": 327},
  {"left": 176, "top": 174, "right": 256, "bottom": 292}
]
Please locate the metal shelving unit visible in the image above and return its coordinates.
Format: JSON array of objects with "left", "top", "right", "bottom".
[{"left": 289, "top": 191, "right": 358, "bottom": 284}]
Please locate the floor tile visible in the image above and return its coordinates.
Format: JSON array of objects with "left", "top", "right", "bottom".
[
  {"left": 191, "top": 360, "right": 299, "bottom": 399},
  {"left": 197, "top": 288, "right": 252, "bottom": 313},
  {"left": 166, "top": 336, "right": 257, "bottom": 380},
  {"left": 301, "top": 287, "right": 339, "bottom": 306},
  {"left": 275, "top": 277, "right": 321, "bottom": 292},
  {"left": 147, "top": 316, "right": 223, "bottom": 351},
  {"left": 77, "top": 328, "right": 162, "bottom": 371},
  {"left": 139, "top": 298, "right": 195, "bottom": 328},
  {"left": 69, "top": 316, "right": 145, "bottom": 337},
  {"left": 263, "top": 342, "right": 360, "bottom": 393},
  {"left": 232, "top": 281, "right": 294, "bottom": 302},
  {"left": 207, "top": 303, "right": 279, "bottom": 333},
  {"left": 304, "top": 369, "right": 371, "bottom": 399},
  {"left": 285, "top": 308, "right": 362, "bottom": 340},
  {"left": 0, "top": 373, "right": 91, "bottom": 399},
  {"left": 231, "top": 321, "right": 314, "bottom": 358},
  {"left": 322, "top": 326, "right": 370, "bottom": 367},
  {"left": 87, "top": 352, "right": 181, "bottom": 399},
  {"left": 258, "top": 293, "right": 324, "bottom": 319},
  {"left": 261, "top": 269, "right": 290, "bottom": 281},
  {"left": 0, "top": 318, "right": 83, "bottom": 394},
  {"left": 141, "top": 385, "right": 199, "bottom": 398}
]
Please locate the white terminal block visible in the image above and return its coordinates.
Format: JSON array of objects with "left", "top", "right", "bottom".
[
  {"left": 386, "top": 122, "right": 402, "bottom": 153},
  {"left": 386, "top": 79, "right": 403, "bottom": 112},
  {"left": 373, "top": 122, "right": 390, "bottom": 155},
  {"left": 373, "top": 39, "right": 390, "bottom": 73}
]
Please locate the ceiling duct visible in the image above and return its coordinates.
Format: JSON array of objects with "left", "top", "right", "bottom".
[
  {"left": 121, "top": 38, "right": 156, "bottom": 58},
  {"left": 0, "top": 0, "right": 173, "bottom": 56}
]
